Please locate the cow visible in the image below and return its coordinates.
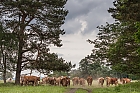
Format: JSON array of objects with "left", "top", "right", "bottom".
[
  {"left": 79, "top": 78, "right": 86, "bottom": 86},
  {"left": 87, "top": 76, "right": 93, "bottom": 86},
  {"left": 7, "top": 78, "right": 13, "bottom": 83},
  {"left": 120, "top": 78, "right": 131, "bottom": 84},
  {"left": 106, "top": 77, "right": 118, "bottom": 87},
  {"left": 21, "top": 75, "right": 40, "bottom": 86},
  {"left": 41, "top": 77, "right": 49, "bottom": 84},
  {"left": 98, "top": 77, "right": 104, "bottom": 87},
  {"left": 60, "top": 76, "right": 70, "bottom": 87},
  {"left": 72, "top": 77, "right": 79, "bottom": 86},
  {"left": 66, "top": 77, "right": 70, "bottom": 86},
  {"left": 48, "top": 77, "right": 56, "bottom": 85},
  {"left": 54, "top": 77, "right": 61, "bottom": 86}
]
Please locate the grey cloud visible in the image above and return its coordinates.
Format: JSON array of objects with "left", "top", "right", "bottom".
[
  {"left": 65, "top": 0, "right": 102, "bottom": 20},
  {"left": 62, "top": 0, "right": 114, "bottom": 35},
  {"left": 62, "top": 19, "right": 81, "bottom": 34}
]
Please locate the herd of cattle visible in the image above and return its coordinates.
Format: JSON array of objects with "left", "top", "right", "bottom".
[{"left": 20, "top": 75, "right": 131, "bottom": 87}]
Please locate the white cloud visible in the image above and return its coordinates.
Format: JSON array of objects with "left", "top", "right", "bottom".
[
  {"left": 50, "top": 33, "right": 96, "bottom": 68},
  {"left": 78, "top": 19, "right": 87, "bottom": 34}
]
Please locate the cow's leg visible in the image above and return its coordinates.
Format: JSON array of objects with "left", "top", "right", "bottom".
[
  {"left": 34, "top": 81, "right": 36, "bottom": 86},
  {"left": 26, "top": 80, "right": 28, "bottom": 86}
]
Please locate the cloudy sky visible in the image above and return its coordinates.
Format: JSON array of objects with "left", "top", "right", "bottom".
[{"left": 50, "top": 0, "right": 115, "bottom": 69}]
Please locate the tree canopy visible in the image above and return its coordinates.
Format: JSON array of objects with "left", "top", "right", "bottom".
[{"left": 79, "top": 54, "right": 111, "bottom": 79}]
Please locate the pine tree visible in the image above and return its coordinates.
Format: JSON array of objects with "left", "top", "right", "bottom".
[{"left": 88, "top": 0, "right": 140, "bottom": 76}]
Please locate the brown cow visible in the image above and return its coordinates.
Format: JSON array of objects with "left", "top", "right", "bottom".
[
  {"left": 120, "top": 78, "right": 131, "bottom": 84},
  {"left": 48, "top": 77, "right": 56, "bottom": 85},
  {"left": 60, "top": 76, "right": 70, "bottom": 87},
  {"left": 54, "top": 77, "right": 61, "bottom": 86},
  {"left": 79, "top": 78, "right": 86, "bottom": 86},
  {"left": 106, "top": 77, "right": 118, "bottom": 87},
  {"left": 66, "top": 77, "right": 70, "bottom": 86},
  {"left": 41, "top": 77, "right": 49, "bottom": 84},
  {"left": 72, "top": 77, "right": 79, "bottom": 86},
  {"left": 98, "top": 77, "right": 104, "bottom": 87},
  {"left": 21, "top": 75, "right": 40, "bottom": 86},
  {"left": 87, "top": 76, "right": 93, "bottom": 86}
]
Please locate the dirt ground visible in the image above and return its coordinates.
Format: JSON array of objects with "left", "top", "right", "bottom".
[{"left": 64, "top": 80, "right": 99, "bottom": 93}]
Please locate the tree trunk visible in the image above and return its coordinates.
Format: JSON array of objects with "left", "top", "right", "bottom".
[
  {"left": 2, "top": 45, "right": 6, "bottom": 83},
  {"left": 30, "top": 69, "right": 32, "bottom": 76},
  {"left": 3, "top": 54, "right": 6, "bottom": 83},
  {"left": 15, "top": 40, "right": 23, "bottom": 85},
  {"left": 3, "top": 72, "right": 6, "bottom": 83}
]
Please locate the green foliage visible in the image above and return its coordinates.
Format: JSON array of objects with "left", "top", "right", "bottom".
[
  {"left": 0, "top": 22, "right": 17, "bottom": 83},
  {"left": 79, "top": 55, "right": 111, "bottom": 78},
  {"left": 70, "top": 69, "right": 82, "bottom": 78},
  {"left": 107, "top": 23, "right": 140, "bottom": 74},
  {"left": 52, "top": 71, "right": 70, "bottom": 77},
  {"left": 30, "top": 53, "right": 75, "bottom": 74},
  {"left": 134, "top": 22, "right": 140, "bottom": 55},
  {"left": 0, "top": 72, "right": 13, "bottom": 80},
  {"left": 109, "top": 0, "right": 140, "bottom": 55},
  {"left": 107, "top": 0, "right": 140, "bottom": 74},
  {"left": 108, "top": 0, "right": 140, "bottom": 22}
]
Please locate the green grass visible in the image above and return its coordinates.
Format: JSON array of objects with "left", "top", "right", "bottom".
[
  {"left": 92, "top": 82, "right": 140, "bottom": 93},
  {"left": 0, "top": 80, "right": 140, "bottom": 93},
  {"left": 75, "top": 88, "right": 88, "bottom": 93},
  {"left": 0, "top": 83, "right": 66, "bottom": 93}
]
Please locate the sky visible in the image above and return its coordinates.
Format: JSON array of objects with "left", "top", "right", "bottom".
[{"left": 50, "top": 0, "right": 115, "bottom": 69}]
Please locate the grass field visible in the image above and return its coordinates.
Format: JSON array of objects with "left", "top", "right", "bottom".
[
  {"left": 93, "top": 82, "right": 140, "bottom": 93},
  {"left": 0, "top": 83, "right": 66, "bottom": 93},
  {"left": 0, "top": 80, "right": 140, "bottom": 93}
]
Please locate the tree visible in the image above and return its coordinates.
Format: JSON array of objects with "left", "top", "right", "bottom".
[
  {"left": 0, "top": 23, "right": 17, "bottom": 83},
  {"left": 88, "top": 22, "right": 122, "bottom": 64},
  {"left": 88, "top": 22, "right": 140, "bottom": 75},
  {"left": 29, "top": 53, "right": 75, "bottom": 75},
  {"left": 79, "top": 55, "right": 110, "bottom": 79},
  {"left": 79, "top": 58, "right": 92, "bottom": 76},
  {"left": 88, "top": 22, "right": 121, "bottom": 65},
  {"left": 87, "top": 0, "right": 140, "bottom": 76},
  {"left": 135, "top": 22, "right": 140, "bottom": 55},
  {"left": 0, "top": 0, "right": 68, "bottom": 84},
  {"left": 0, "top": 71, "right": 13, "bottom": 80},
  {"left": 108, "top": 0, "right": 140, "bottom": 54},
  {"left": 70, "top": 69, "right": 81, "bottom": 78},
  {"left": 107, "top": 0, "right": 140, "bottom": 75}
]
